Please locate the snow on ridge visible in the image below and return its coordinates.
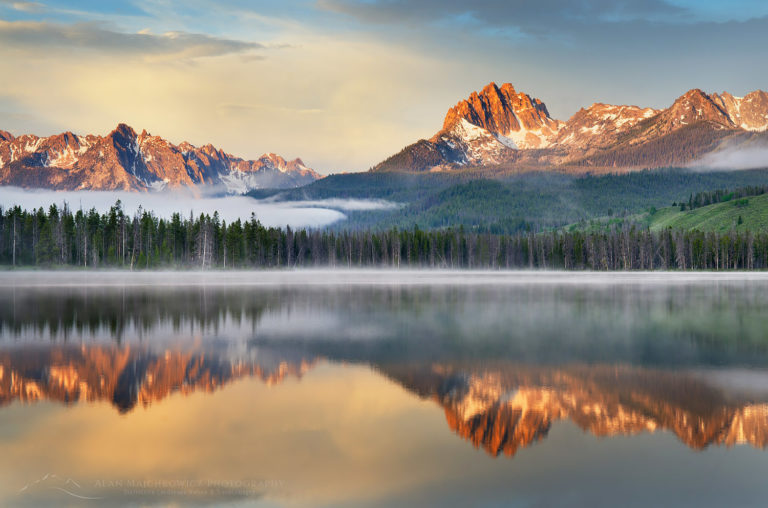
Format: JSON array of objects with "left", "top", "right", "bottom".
[
  {"left": 495, "top": 134, "right": 518, "bottom": 150},
  {"left": 23, "top": 137, "right": 43, "bottom": 153}
]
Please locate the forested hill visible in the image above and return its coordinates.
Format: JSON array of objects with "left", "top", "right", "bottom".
[{"left": 251, "top": 168, "right": 768, "bottom": 233}]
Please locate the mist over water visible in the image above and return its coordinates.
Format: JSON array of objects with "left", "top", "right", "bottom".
[{"left": 0, "top": 187, "right": 397, "bottom": 228}]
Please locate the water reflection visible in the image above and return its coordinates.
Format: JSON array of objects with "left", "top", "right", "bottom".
[
  {"left": 388, "top": 363, "right": 768, "bottom": 455},
  {"left": 2, "top": 274, "right": 768, "bottom": 506},
  {"left": 0, "top": 345, "right": 315, "bottom": 412},
  {"left": 2, "top": 345, "right": 767, "bottom": 454}
]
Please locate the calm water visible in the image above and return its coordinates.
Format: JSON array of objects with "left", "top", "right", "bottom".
[{"left": 2, "top": 271, "right": 768, "bottom": 507}]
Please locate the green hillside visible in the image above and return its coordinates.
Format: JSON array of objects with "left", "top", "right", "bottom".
[
  {"left": 568, "top": 192, "right": 768, "bottom": 233},
  {"left": 648, "top": 193, "right": 768, "bottom": 232}
]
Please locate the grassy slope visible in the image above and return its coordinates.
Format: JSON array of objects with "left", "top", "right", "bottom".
[
  {"left": 568, "top": 193, "right": 768, "bottom": 233},
  {"left": 648, "top": 194, "right": 768, "bottom": 233}
]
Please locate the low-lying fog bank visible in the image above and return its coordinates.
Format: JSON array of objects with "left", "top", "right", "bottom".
[
  {"left": 3, "top": 270, "right": 768, "bottom": 287},
  {"left": 0, "top": 187, "right": 397, "bottom": 229}
]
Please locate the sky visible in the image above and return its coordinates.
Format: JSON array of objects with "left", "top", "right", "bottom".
[{"left": 1, "top": 1, "right": 767, "bottom": 174}]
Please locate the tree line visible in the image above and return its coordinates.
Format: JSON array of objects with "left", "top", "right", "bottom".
[
  {"left": 678, "top": 185, "right": 768, "bottom": 211},
  {"left": 1, "top": 201, "right": 767, "bottom": 270}
]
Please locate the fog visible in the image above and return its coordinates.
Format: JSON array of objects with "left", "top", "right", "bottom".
[
  {"left": 0, "top": 187, "right": 397, "bottom": 228},
  {"left": 261, "top": 197, "right": 398, "bottom": 211},
  {"left": 4, "top": 269, "right": 768, "bottom": 288},
  {"left": 689, "top": 146, "right": 768, "bottom": 171}
]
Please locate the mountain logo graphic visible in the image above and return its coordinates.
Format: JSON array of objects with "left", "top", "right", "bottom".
[{"left": 18, "top": 473, "right": 104, "bottom": 500}]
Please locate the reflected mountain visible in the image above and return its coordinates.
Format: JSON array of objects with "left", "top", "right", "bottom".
[
  {"left": 1, "top": 343, "right": 767, "bottom": 455},
  {"left": 0, "top": 345, "right": 315, "bottom": 413},
  {"left": 382, "top": 363, "right": 768, "bottom": 456}
]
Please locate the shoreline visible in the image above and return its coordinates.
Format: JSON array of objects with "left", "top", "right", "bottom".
[{"left": 3, "top": 269, "right": 768, "bottom": 287}]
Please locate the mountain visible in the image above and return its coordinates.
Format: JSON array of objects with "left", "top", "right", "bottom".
[
  {"left": 373, "top": 83, "right": 768, "bottom": 173},
  {"left": 555, "top": 103, "right": 659, "bottom": 150},
  {"left": 0, "top": 123, "right": 321, "bottom": 193},
  {"left": 375, "top": 83, "right": 560, "bottom": 171},
  {"left": 713, "top": 90, "right": 768, "bottom": 131}
]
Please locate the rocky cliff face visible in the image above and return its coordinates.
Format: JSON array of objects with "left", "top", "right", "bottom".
[
  {"left": 373, "top": 83, "right": 768, "bottom": 173},
  {"left": 712, "top": 91, "right": 768, "bottom": 132},
  {"left": 0, "top": 124, "right": 321, "bottom": 193}
]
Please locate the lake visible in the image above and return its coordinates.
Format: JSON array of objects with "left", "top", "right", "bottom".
[{"left": 1, "top": 271, "right": 768, "bottom": 507}]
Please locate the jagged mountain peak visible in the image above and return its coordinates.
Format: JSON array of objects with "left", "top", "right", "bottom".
[
  {"left": 670, "top": 88, "right": 731, "bottom": 120},
  {"left": 109, "top": 122, "right": 139, "bottom": 140},
  {"left": 634, "top": 88, "right": 736, "bottom": 140},
  {"left": 681, "top": 88, "right": 709, "bottom": 99},
  {"left": 555, "top": 102, "right": 660, "bottom": 149},
  {"left": 261, "top": 152, "right": 287, "bottom": 165},
  {"left": 744, "top": 89, "right": 768, "bottom": 103},
  {"left": 441, "top": 82, "right": 558, "bottom": 141},
  {"left": 0, "top": 124, "right": 321, "bottom": 192},
  {"left": 712, "top": 89, "right": 768, "bottom": 132}
]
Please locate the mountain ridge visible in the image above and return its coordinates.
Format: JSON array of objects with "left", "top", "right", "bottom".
[
  {"left": 373, "top": 83, "right": 768, "bottom": 173},
  {"left": 0, "top": 123, "right": 322, "bottom": 193}
]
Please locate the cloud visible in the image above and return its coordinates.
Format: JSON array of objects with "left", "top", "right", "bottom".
[
  {"left": 267, "top": 197, "right": 399, "bottom": 211},
  {"left": 0, "top": 0, "right": 44, "bottom": 13},
  {"left": 0, "top": 19, "right": 265, "bottom": 60},
  {"left": 317, "top": 0, "right": 687, "bottom": 33}
]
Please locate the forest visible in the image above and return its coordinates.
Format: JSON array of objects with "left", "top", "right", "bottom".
[
  {"left": 680, "top": 185, "right": 768, "bottom": 211},
  {"left": 1, "top": 201, "right": 766, "bottom": 270}
]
